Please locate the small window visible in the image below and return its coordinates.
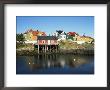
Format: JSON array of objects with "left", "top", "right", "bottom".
[
  {"left": 51, "top": 40, "right": 54, "bottom": 43},
  {"left": 59, "top": 36, "right": 62, "bottom": 38},
  {"left": 42, "top": 40, "right": 45, "bottom": 43}
]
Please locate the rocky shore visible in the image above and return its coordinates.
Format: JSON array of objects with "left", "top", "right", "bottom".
[{"left": 16, "top": 49, "right": 94, "bottom": 56}]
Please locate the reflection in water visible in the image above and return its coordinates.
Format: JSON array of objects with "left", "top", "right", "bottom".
[{"left": 16, "top": 54, "right": 94, "bottom": 74}]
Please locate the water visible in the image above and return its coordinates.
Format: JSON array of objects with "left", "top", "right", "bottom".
[{"left": 16, "top": 54, "right": 94, "bottom": 74}]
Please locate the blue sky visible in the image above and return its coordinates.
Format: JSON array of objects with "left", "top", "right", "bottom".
[{"left": 16, "top": 16, "right": 94, "bottom": 38}]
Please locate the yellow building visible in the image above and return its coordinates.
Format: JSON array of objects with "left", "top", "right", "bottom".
[
  {"left": 24, "top": 29, "right": 46, "bottom": 41},
  {"left": 24, "top": 30, "right": 34, "bottom": 41},
  {"left": 77, "top": 36, "right": 94, "bottom": 43}
]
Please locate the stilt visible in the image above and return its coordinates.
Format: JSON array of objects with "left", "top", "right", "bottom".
[
  {"left": 45, "top": 45, "right": 46, "bottom": 53},
  {"left": 47, "top": 45, "right": 48, "bottom": 51},
  {"left": 43, "top": 46, "right": 44, "bottom": 52},
  {"left": 56, "top": 45, "right": 57, "bottom": 52}
]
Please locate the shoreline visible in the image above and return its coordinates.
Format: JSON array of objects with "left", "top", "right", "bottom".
[{"left": 16, "top": 49, "right": 94, "bottom": 56}]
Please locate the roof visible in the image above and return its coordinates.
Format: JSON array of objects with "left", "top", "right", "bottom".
[
  {"left": 67, "top": 32, "right": 77, "bottom": 36},
  {"left": 56, "top": 30, "right": 63, "bottom": 34},
  {"left": 24, "top": 29, "right": 46, "bottom": 36},
  {"left": 32, "top": 31, "right": 39, "bottom": 36},
  {"left": 24, "top": 29, "right": 37, "bottom": 34},
  {"left": 37, "top": 36, "right": 58, "bottom": 40},
  {"left": 60, "top": 32, "right": 67, "bottom": 35},
  {"left": 42, "top": 32, "right": 46, "bottom": 36},
  {"left": 80, "top": 35, "right": 93, "bottom": 39}
]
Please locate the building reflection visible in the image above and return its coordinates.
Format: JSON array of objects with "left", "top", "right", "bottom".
[{"left": 25, "top": 54, "right": 89, "bottom": 70}]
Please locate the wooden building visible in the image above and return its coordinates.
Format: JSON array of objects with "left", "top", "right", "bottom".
[
  {"left": 23, "top": 29, "right": 46, "bottom": 44},
  {"left": 37, "top": 36, "right": 58, "bottom": 53}
]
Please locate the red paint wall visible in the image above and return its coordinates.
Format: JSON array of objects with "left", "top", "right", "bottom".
[
  {"left": 38, "top": 40, "right": 57, "bottom": 45},
  {"left": 50, "top": 40, "right": 57, "bottom": 44},
  {"left": 38, "top": 40, "right": 48, "bottom": 45}
]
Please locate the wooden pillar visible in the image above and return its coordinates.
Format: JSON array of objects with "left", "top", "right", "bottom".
[
  {"left": 47, "top": 45, "right": 48, "bottom": 51},
  {"left": 56, "top": 45, "right": 57, "bottom": 52},
  {"left": 43, "top": 46, "right": 44, "bottom": 52},
  {"left": 45, "top": 45, "right": 46, "bottom": 53}
]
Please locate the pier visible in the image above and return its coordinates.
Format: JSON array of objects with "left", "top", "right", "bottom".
[{"left": 34, "top": 44, "right": 59, "bottom": 53}]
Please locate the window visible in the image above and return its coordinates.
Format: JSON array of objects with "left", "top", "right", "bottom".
[
  {"left": 59, "top": 36, "right": 62, "bottom": 38},
  {"left": 42, "top": 40, "right": 45, "bottom": 43},
  {"left": 51, "top": 40, "right": 54, "bottom": 43}
]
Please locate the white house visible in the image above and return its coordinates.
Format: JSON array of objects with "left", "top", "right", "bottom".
[
  {"left": 58, "top": 32, "right": 67, "bottom": 41},
  {"left": 54, "top": 30, "right": 67, "bottom": 41}
]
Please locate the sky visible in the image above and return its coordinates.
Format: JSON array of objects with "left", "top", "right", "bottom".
[{"left": 16, "top": 16, "right": 94, "bottom": 38}]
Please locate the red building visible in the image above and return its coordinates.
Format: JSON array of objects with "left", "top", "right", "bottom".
[
  {"left": 37, "top": 36, "right": 58, "bottom": 45},
  {"left": 67, "top": 32, "right": 79, "bottom": 36},
  {"left": 37, "top": 36, "right": 58, "bottom": 53}
]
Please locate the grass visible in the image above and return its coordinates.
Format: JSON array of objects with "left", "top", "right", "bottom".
[
  {"left": 16, "top": 43, "right": 34, "bottom": 50},
  {"left": 58, "top": 40, "right": 94, "bottom": 50}
]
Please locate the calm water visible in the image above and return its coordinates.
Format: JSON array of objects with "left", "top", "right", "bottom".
[{"left": 16, "top": 54, "right": 94, "bottom": 74}]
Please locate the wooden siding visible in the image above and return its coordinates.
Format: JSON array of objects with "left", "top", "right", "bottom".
[
  {"left": 38, "top": 40, "right": 57, "bottom": 45},
  {"left": 50, "top": 40, "right": 57, "bottom": 45}
]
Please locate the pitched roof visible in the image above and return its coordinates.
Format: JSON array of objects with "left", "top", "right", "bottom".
[
  {"left": 80, "top": 35, "right": 93, "bottom": 39},
  {"left": 37, "top": 36, "right": 58, "bottom": 40},
  {"left": 32, "top": 31, "right": 39, "bottom": 36},
  {"left": 42, "top": 32, "right": 46, "bottom": 36},
  {"left": 24, "top": 29, "right": 36, "bottom": 34},
  {"left": 67, "top": 32, "right": 77, "bottom": 36},
  {"left": 24, "top": 29, "right": 46, "bottom": 36},
  {"left": 56, "top": 30, "right": 63, "bottom": 34},
  {"left": 28, "top": 29, "right": 33, "bottom": 32}
]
